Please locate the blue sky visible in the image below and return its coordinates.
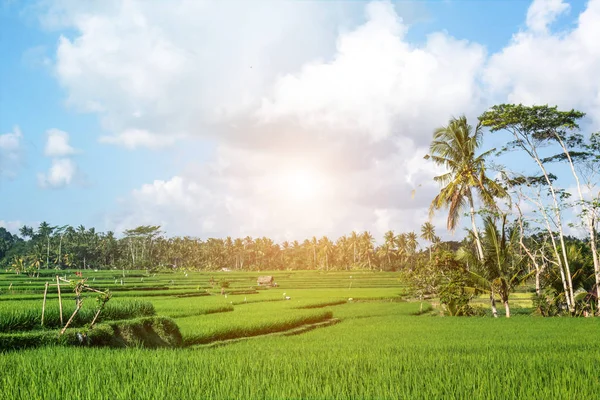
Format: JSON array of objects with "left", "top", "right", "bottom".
[{"left": 1, "top": 0, "right": 598, "bottom": 241}]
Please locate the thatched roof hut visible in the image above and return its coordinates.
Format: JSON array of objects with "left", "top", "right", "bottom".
[{"left": 257, "top": 276, "right": 274, "bottom": 286}]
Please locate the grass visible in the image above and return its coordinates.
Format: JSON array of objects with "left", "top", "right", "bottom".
[
  {"left": 0, "top": 300, "right": 155, "bottom": 332},
  {"left": 0, "top": 269, "right": 599, "bottom": 399},
  {"left": 1, "top": 304, "right": 598, "bottom": 399}
]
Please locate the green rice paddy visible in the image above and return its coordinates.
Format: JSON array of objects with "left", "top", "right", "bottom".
[{"left": 0, "top": 269, "right": 598, "bottom": 399}]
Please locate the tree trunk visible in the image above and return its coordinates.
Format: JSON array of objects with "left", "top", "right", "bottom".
[
  {"left": 504, "top": 300, "right": 510, "bottom": 318},
  {"left": 58, "top": 235, "right": 63, "bottom": 267},
  {"left": 468, "top": 194, "right": 485, "bottom": 262},
  {"left": 583, "top": 208, "right": 600, "bottom": 315},
  {"left": 490, "top": 289, "right": 498, "bottom": 318},
  {"left": 46, "top": 236, "right": 50, "bottom": 268},
  {"left": 591, "top": 219, "right": 600, "bottom": 316},
  {"left": 556, "top": 135, "right": 600, "bottom": 315},
  {"left": 535, "top": 267, "right": 541, "bottom": 297},
  {"left": 531, "top": 147, "right": 575, "bottom": 311},
  {"left": 542, "top": 212, "right": 573, "bottom": 312}
]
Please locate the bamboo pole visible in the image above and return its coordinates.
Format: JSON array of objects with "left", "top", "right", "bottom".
[
  {"left": 41, "top": 282, "right": 49, "bottom": 326},
  {"left": 60, "top": 302, "right": 82, "bottom": 335},
  {"left": 60, "top": 283, "right": 83, "bottom": 336},
  {"left": 89, "top": 308, "right": 103, "bottom": 329},
  {"left": 56, "top": 275, "right": 63, "bottom": 326}
]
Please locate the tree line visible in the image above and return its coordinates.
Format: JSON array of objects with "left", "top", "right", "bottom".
[{"left": 0, "top": 222, "right": 453, "bottom": 276}]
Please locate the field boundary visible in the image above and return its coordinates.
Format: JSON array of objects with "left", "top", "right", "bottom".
[{"left": 191, "top": 318, "right": 341, "bottom": 348}]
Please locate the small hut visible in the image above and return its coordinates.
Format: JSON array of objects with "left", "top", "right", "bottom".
[{"left": 257, "top": 276, "right": 274, "bottom": 286}]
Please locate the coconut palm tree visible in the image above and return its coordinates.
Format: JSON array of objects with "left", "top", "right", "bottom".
[
  {"left": 349, "top": 231, "right": 360, "bottom": 265},
  {"left": 318, "top": 236, "right": 334, "bottom": 271},
  {"left": 406, "top": 232, "right": 418, "bottom": 256},
  {"left": 420, "top": 222, "right": 436, "bottom": 261},
  {"left": 426, "top": 116, "right": 507, "bottom": 261}
]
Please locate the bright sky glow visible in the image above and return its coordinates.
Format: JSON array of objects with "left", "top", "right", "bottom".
[{"left": 281, "top": 168, "right": 323, "bottom": 203}]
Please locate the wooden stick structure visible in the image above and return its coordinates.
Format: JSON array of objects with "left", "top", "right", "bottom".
[
  {"left": 41, "top": 282, "right": 49, "bottom": 326},
  {"left": 56, "top": 275, "right": 63, "bottom": 325},
  {"left": 89, "top": 292, "right": 111, "bottom": 329},
  {"left": 39, "top": 275, "right": 110, "bottom": 336},
  {"left": 60, "top": 280, "right": 85, "bottom": 335}
]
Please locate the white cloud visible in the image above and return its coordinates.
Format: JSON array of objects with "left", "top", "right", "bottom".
[
  {"left": 44, "top": 0, "right": 600, "bottom": 240},
  {"left": 38, "top": 158, "right": 77, "bottom": 189},
  {"left": 0, "top": 126, "right": 23, "bottom": 179},
  {"left": 485, "top": 0, "right": 600, "bottom": 128},
  {"left": 49, "top": 0, "right": 364, "bottom": 147},
  {"left": 0, "top": 220, "right": 24, "bottom": 235},
  {"left": 99, "top": 129, "right": 179, "bottom": 149},
  {"left": 44, "top": 128, "right": 77, "bottom": 156},
  {"left": 256, "top": 2, "right": 486, "bottom": 145},
  {"left": 526, "top": 0, "right": 570, "bottom": 33},
  {"left": 38, "top": 128, "right": 82, "bottom": 189}
]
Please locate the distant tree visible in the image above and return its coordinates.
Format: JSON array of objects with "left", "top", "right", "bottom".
[{"left": 420, "top": 222, "right": 436, "bottom": 261}]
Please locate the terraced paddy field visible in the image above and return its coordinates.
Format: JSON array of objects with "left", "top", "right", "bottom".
[{"left": 1, "top": 269, "right": 599, "bottom": 399}]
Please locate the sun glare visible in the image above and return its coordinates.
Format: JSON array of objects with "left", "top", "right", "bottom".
[{"left": 281, "top": 168, "right": 321, "bottom": 202}]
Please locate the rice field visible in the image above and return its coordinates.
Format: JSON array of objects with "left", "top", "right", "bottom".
[{"left": 0, "top": 269, "right": 598, "bottom": 399}]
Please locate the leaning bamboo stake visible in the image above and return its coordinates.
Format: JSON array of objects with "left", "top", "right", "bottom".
[
  {"left": 60, "top": 281, "right": 84, "bottom": 336},
  {"left": 89, "top": 291, "right": 111, "bottom": 329},
  {"left": 41, "top": 282, "right": 49, "bottom": 326},
  {"left": 56, "top": 275, "right": 63, "bottom": 325},
  {"left": 60, "top": 301, "right": 82, "bottom": 335}
]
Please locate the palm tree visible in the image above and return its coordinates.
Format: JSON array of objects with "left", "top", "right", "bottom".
[
  {"left": 310, "top": 236, "right": 318, "bottom": 269},
  {"left": 457, "top": 215, "right": 529, "bottom": 318},
  {"left": 406, "top": 232, "right": 418, "bottom": 256},
  {"left": 361, "top": 231, "right": 375, "bottom": 270},
  {"left": 318, "top": 236, "right": 334, "bottom": 271},
  {"left": 426, "top": 116, "right": 506, "bottom": 261},
  {"left": 383, "top": 230, "right": 396, "bottom": 267},
  {"left": 37, "top": 222, "right": 55, "bottom": 268},
  {"left": 420, "top": 222, "right": 436, "bottom": 261},
  {"left": 395, "top": 233, "right": 407, "bottom": 266},
  {"left": 349, "top": 231, "right": 360, "bottom": 264}
]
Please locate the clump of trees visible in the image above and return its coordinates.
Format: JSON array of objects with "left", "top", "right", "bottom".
[{"left": 415, "top": 104, "right": 599, "bottom": 317}]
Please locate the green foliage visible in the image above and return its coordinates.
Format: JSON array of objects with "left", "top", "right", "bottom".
[
  {"left": 532, "top": 292, "right": 562, "bottom": 317},
  {"left": 479, "top": 104, "right": 585, "bottom": 142},
  {"left": 439, "top": 278, "right": 477, "bottom": 316}
]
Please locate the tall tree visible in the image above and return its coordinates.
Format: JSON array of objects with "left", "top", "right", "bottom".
[
  {"left": 479, "top": 104, "right": 587, "bottom": 313},
  {"left": 426, "top": 116, "right": 507, "bottom": 262}
]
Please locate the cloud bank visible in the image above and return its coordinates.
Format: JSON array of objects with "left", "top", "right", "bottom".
[{"left": 39, "top": 0, "right": 600, "bottom": 240}]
